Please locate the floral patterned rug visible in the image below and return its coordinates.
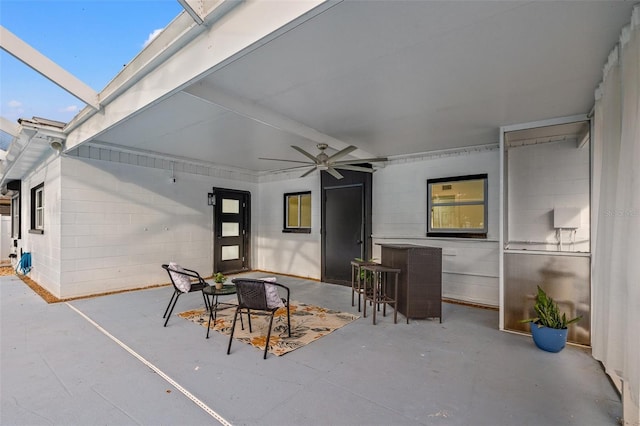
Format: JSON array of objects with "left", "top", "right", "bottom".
[{"left": 178, "top": 301, "right": 359, "bottom": 356}]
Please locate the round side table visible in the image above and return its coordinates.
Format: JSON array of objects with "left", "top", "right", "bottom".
[{"left": 203, "top": 284, "right": 237, "bottom": 339}]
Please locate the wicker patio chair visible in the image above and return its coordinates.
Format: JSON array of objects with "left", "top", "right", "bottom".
[
  {"left": 227, "top": 278, "right": 291, "bottom": 359},
  {"left": 161, "top": 263, "right": 210, "bottom": 327}
]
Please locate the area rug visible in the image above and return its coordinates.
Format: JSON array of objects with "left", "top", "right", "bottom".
[{"left": 178, "top": 301, "right": 359, "bottom": 356}]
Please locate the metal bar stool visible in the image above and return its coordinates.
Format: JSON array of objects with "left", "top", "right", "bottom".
[
  {"left": 351, "top": 259, "right": 377, "bottom": 312},
  {"left": 362, "top": 264, "right": 401, "bottom": 324}
]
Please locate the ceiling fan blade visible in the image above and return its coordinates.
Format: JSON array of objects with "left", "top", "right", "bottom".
[
  {"left": 292, "top": 145, "right": 320, "bottom": 163},
  {"left": 259, "top": 157, "right": 315, "bottom": 165},
  {"left": 325, "top": 167, "right": 344, "bottom": 180},
  {"left": 334, "top": 164, "right": 375, "bottom": 173},
  {"left": 327, "top": 145, "right": 357, "bottom": 162},
  {"left": 267, "top": 164, "right": 313, "bottom": 173},
  {"left": 333, "top": 157, "right": 387, "bottom": 165},
  {"left": 300, "top": 167, "right": 317, "bottom": 178}
]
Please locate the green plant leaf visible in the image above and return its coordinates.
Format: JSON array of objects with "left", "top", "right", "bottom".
[{"left": 524, "top": 285, "right": 581, "bottom": 329}]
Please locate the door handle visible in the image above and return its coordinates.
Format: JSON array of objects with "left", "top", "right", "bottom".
[{"left": 356, "top": 240, "right": 363, "bottom": 245}]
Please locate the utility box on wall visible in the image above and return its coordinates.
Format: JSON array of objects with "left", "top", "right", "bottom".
[{"left": 554, "top": 207, "right": 581, "bottom": 229}]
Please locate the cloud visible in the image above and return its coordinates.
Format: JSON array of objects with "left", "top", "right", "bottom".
[
  {"left": 143, "top": 29, "right": 163, "bottom": 49},
  {"left": 60, "top": 105, "right": 79, "bottom": 113},
  {"left": 4, "top": 100, "right": 24, "bottom": 119}
]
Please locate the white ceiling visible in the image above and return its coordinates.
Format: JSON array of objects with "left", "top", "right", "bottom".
[{"left": 89, "top": 1, "right": 634, "bottom": 173}]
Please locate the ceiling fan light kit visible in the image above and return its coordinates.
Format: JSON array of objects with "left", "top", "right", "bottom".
[{"left": 260, "top": 143, "right": 387, "bottom": 179}]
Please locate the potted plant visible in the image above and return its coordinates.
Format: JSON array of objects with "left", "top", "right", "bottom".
[
  {"left": 354, "top": 257, "right": 377, "bottom": 280},
  {"left": 213, "top": 272, "right": 226, "bottom": 290},
  {"left": 520, "top": 285, "right": 581, "bottom": 353}
]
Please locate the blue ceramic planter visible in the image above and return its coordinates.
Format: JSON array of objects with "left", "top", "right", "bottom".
[{"left": 529, "top": 322, "right": 568, "bottom": 353}]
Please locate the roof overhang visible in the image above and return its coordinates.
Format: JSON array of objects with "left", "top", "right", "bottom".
[
  {"left": 1, "top": 2, "right": 636, "bottom": 180},
  {"left": 0, "top": 117, "right": 67, "bottom": 186}
]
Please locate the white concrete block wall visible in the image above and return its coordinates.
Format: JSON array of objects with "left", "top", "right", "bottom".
[
  {"left": 256, "top": 173, "right": 321, "bottom": 279},
  {"left": 59, "top": 155, "right": 257, "bottom": 298},
  {"left": 18, "top": 140, "right": 588, "bottom": 306},
  {"left": 19, "top": 157, "right": 62, "bottom": 296},
  {"left": 372, "top": 148, "right": 501, "bottom": 306},
  {"left": 507, "top": 139, "right": 590, "bottom": 252}
]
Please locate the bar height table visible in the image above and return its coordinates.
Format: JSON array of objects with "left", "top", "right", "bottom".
[{"left": 379, "top": 244, "right": 442, "bottom": 323}]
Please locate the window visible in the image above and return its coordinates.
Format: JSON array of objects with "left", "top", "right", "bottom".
[
  {"left": 30, "top": 183, "right": 44, "bottom": 234},
  {"left": 283, "top": 192, "right": 311, "bottom": 233},
  {"left": 427, "top": 174, "right": 487, "bottom": 238},
  {"left": 11, "top": 194, "right": 20, "bottom": 239}
]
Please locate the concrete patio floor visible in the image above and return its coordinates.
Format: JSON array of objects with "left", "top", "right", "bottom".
[{"left": 1, "top": 271, "right": 621, "bottom": 425}]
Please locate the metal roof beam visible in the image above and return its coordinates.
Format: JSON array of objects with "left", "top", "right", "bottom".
[
  {"left": 63, "top": 0, "right": 332, "bottom": 150},
  {"left": 182, "top": 83, "right": 376, "bottom": 159},
  {"left": 177, "top": 0, "right": 240, "bottom": 25},
  {"left": 0, "top": 117, "right": 19, "bottom": 138},
  {"left": 0, "top": 25, "right": 100, "bottom": 110},
  {"left": 177, "top": 0, "right": 205, "bottom": 24}
]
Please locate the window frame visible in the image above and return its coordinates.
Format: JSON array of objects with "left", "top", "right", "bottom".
[
  {"left": 30, "top": 183, "right": 44, "bottom": 234},
  {"left": 283, "top": 191, "right": 312, "bottom": 234},
  {"left": 427, "top": 174, "right": 488, "bottom": 239}
]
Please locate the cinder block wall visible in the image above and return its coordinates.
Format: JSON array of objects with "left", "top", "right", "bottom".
[
  {"left": 18, "top": 157, "right": 63, "bottom": 297},
  {"left": 26, "top": 143, "right": 508, "bottom": 306},
  {"left": 256, "top": 173, "right": 322, "bottom": 279},
  {"left": 372, "top": 146, "right": 500, "bottom": 307},
  {"left": 507, "top": 139, "right": 590, "bottom": 252},
  {"left": 58, "top": 151, "right": 257, "bottom": 299}
]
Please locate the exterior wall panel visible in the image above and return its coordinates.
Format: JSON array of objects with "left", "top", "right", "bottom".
[
  {"left": 17, "top": 157, "right": 62, "bottom": 297},
  {"left": 256, "top": 173, "right": 321, "bottom": 279},
  {"left": 372, "top": 147, "right": 500, "bottom": 307},
  {"left": 57, "top": 155, "right": 257, "bottom": 299}
]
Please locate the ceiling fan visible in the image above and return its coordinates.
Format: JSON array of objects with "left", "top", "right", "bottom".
[{"left": 260, "top": 143, "right": 387, "bottom": 179}]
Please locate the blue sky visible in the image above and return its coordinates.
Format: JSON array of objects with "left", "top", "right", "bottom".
[{"left": 0, "top": 0, "right": 184, "bottom": 125}]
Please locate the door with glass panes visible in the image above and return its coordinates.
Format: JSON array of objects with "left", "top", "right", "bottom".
[{"left": 213, "top": 188, "right": 250, "bottom": 274}]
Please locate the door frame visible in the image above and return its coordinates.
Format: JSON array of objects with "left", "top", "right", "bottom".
[
  {"left": 321, "top": 169, "right": 372, "bottom": 285},
  {"left": 212, "top": 187, "right": 251, "bottom": 274}
]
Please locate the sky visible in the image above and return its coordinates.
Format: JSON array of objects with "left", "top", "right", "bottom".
[{"left": 0, "top": 0, "right": 184, "bottom": 128}]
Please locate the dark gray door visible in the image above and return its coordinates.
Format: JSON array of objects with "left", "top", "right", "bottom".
[
  {"left": 323, "top": 185, "right": 364, "bottom": 285},
  {"left": 213, "top": 188, "right": 250, "bottom": 275},
  {"left": 321, "top": 168, "right": 372, "bottom": 286}
]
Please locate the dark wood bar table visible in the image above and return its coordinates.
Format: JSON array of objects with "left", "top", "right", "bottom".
[{"left": 379, "top": 244, "right": 442, "bottom": 323}]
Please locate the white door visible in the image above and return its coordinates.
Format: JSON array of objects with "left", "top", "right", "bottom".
[{"left": 0, "top": 216, "right": 11, "bottom": 260}]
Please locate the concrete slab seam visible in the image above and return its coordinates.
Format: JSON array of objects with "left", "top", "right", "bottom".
[{"left": 64, "top": 302, "right": 232, "bottom": 426}]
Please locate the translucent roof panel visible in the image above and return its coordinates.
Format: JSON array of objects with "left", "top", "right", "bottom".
[{"left": 0, "top": 129, "right": 13, "bottom": 151}]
